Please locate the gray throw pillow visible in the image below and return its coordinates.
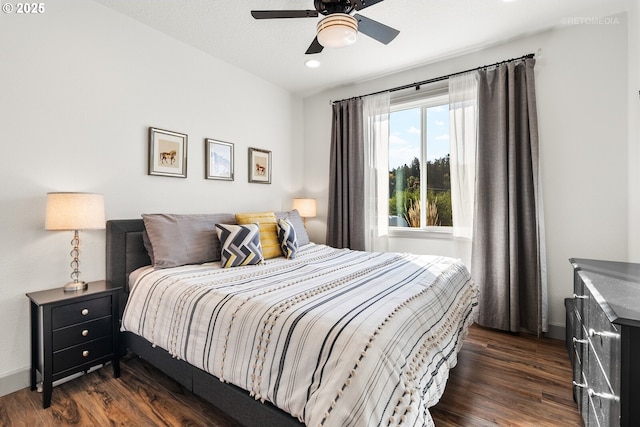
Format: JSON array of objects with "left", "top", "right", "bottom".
[{"left": 142, "top": 213, "right": 236, "bottom": 268}]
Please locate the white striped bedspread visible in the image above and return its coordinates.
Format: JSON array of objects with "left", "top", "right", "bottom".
[{"left": 122, "top": 243, "right": 479, "bottom": 427}]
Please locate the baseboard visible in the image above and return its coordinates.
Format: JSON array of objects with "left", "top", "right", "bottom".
[
  {"left": 0, "top": 367, "right": 29, "bottom": 397},
  {"left": 545, "top": 323, "right": 565, "bottom": 341},
  {"left": 0, "top": 364, "right": 105, "bottom": 398}
]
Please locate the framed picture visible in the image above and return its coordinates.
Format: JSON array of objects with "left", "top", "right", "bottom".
[
  {"left": 148, "top": 127, "right": 187, "bottom": 178},
  {"left": 205, "top": 138, "right": 234, "bottom": 181},
  {"left": 248, "top": 147, "right": 271, "bottom": 184}
]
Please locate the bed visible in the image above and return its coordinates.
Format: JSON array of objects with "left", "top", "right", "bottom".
[{"left": 106, "top": 213, "right": 478, "bottom": 427}]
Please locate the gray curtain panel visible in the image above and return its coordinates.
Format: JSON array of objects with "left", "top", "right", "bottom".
[
  {"left": 326, "top": 98, "right": 366, "bottom": 250},
  {"left": 472, "top": 58, "right": 544, "bottom": 334}
]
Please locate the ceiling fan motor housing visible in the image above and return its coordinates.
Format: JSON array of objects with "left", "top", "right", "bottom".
[{"left": 314, "top": 0, "right": 355, "bottom": 15}]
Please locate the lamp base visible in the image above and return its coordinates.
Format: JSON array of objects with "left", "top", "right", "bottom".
[{"left": 63, "top": 280, "right": 88, "bottom": 292}]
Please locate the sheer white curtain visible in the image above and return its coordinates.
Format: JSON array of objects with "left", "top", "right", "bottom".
[
  {"left": 362, "top": 92, "right": 390, "bottom": 252},
  {"left": 449, "top": 72, "right": 478, "bottom": 240}
]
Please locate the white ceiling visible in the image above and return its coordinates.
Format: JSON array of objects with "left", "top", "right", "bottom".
[{"left": 93, "top": 0, "right": 628, "bottom": 96}]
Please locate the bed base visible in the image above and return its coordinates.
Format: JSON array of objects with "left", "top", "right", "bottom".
[{"left": 106, "top": 219, "right": 303, "bottom": 427}]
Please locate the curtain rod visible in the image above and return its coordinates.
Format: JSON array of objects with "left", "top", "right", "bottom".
[{"left": 332, "top": 52, "right": 535, "bottom": 104}]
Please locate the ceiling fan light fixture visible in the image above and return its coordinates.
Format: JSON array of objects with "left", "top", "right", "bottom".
[{"left": 316, "top": 13, "right": 358, "bottom": 48}]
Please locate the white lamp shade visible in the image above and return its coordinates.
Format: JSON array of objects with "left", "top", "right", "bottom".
[
  {"left": 317, "top": 13, "right": 358, "bottom": 48},
  {"left": 45, "top": 192, "right": 105, "bottom": 230},
  {"left": 293, "top": 198, "right": 317, "bottom": 218}
]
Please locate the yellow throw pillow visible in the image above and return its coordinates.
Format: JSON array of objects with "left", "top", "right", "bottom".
[{"left": 235, "top": 212, "right": 281, "bottom": 259}]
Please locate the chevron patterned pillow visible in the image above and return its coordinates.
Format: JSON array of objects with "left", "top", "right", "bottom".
[
  {"left": 215, "top": 223, "right": 264, "bottom": 268},
  {"left": 276, "top": 218, "right": 298, "bottom": 259}
]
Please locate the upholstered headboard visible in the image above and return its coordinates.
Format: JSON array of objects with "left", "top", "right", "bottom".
[{"left": 106, "top": 219, "right": 150, "bottom": 293}]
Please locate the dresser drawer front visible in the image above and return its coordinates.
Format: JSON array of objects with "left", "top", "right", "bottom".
[
  {"left": 53, "top": 336, "right": 112, "bottom": 374},
  {"left": 587, "top": 395, "right": 602, "bottom": 427},
  {"left": 52, "top": 296, "right": 112, "bottom": 329},
  {"left": 579, "top": 324, "right": 590, "bottom": 373},
  {"left": 587, "top": 295, "right": 621, "bottom": 391},
  {"left": 588, "top": 347, "right": 620, "bottom": 427},
  {"left": 52, "top": 316, "right": 112, "bottom": 351},
  {"left": 573, "top": 272, "right": 588, "bottom": 318},
  {"left": 574, "top": 368, "right": 589, "bottom": 422}
]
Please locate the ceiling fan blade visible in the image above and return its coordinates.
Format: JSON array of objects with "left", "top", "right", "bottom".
[
  {"left": 251, "top": 10, "right": 318, "bottom": 19},
  {"left": 305, "top": 37, "right": 324, "bottom": 55},
  {"left": 354, "top": 13, "right": 399, "bottom": 45},
  {"left": 352, "top": 0, "right": 386, "bottom": 11}
]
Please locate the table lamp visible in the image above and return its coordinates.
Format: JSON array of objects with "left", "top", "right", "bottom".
[
  {"left": 45, "top": 192, "right": 105, "bottom": 292},
  {"left": 292, "top": 198, "right": 317, "bottom": 226}
]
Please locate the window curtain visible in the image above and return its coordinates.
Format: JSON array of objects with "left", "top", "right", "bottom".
[
  {"left": 471, "top": 58, "right": 548, "bottom": 334},
  {"left": 363, "top": 92, "right": 390, "bottom": 252},
  {"left": 326, "top": 98, "right": 365, "bottom": 250},
  {"left": 449, "top": 72, "right": 479, "bottom": 240}
]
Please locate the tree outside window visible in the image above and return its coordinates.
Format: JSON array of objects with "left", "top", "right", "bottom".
[{"left": 388, "top": 95, "right": 452, "bottom": 229}]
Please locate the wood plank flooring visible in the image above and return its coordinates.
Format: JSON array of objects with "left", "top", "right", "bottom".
[
  {"left": 430, "top": 325, "right": 582, "bottom": 427},
  {"left": 0, "top": 325, "right": 582, "bottom": 426}
]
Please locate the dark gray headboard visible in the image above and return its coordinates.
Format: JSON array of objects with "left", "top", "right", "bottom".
[{"left": 106, "top": 219, "right": 151, "bottom": 293}]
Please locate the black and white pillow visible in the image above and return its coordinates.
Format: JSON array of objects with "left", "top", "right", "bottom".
[
  {"left": 275, "top": 210, "right": 310, "bottom": 246},
  {"left": 277, "top": 218, "right": 298, "bottom": 259},
  {"left": 215, "top": 223, "right": 263, "bottom": 268}
]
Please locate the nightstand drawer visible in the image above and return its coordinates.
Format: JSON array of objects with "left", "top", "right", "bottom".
[
  {"left": 53, "top": 336, "right": 112, "bottom": 374},
  {"left": 52, "top": 295, "right": 111, "bottom": 329},
  {"left": 52, "top": 316, "right": 112, "bottom": 351}
]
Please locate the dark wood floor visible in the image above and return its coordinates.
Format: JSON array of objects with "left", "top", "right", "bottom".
[
  {"left": 0, "top": 325, "right": 582, "bottom": 426},
  {"left": 430, "top": 325, "right": 582, "bottom": 427}
]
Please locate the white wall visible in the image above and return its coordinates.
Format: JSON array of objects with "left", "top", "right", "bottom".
[
  {"left": 0, "top": 0, "right": 303, "bottom": 393},
  {"left": 303, "top": 12, "right": 631, "bottom": 335}
]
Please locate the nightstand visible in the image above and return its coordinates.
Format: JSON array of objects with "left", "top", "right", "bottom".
[{"left": 26, "top": 281, "right": 121, "bottom": 408}]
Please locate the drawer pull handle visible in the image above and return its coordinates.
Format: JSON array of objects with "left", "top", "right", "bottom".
[
  {"left": 588, "top": 389, "right": 619, "bottom": 402},
  {"left": 81, "top": 308, "right": 89, "bottom": 316},
  {"left": 588, "top": 328, "right": 620, "bottom": 339},
  {"left": 573, "top": 293, "right": 588, "bottom": 300},
  {"left": 81, "top": 329, "right": 89, "bottom": 337},
  {"left": 573, "top": 381, "right": 587, "bottom": 389},
  {"left": 572, "top": 337, "right": 587, "bottom": 345},
  {"left": 82, "top": 350, "right": 89, "bottom": 357}
]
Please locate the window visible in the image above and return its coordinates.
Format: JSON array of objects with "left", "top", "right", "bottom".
[{"left": 388, "top": 88, "right": 451, "bottom": 230}]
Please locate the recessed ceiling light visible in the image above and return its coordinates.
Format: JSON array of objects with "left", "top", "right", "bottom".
[{"left": 305, "top": 59, "right": 320, "bottom": 68}]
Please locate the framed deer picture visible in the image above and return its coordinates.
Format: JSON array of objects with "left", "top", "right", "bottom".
[
  {"left": 149, "top": 127, "right": 187, "bottom": 178},
  {"left": 248, "top": 147, "right": 271, "bottom": 184}
]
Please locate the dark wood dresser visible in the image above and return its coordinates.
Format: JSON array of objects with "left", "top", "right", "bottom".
[{"left": 569, "top": 258, "right": 640, "bottom": 427}]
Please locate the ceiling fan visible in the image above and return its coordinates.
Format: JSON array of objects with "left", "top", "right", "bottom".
[{"left": 251, "top": 0, "right": 399, "bottom": 55}]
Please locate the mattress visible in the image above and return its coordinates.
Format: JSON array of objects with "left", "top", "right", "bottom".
[{"left": 122, "top": 243, "right": 478, "bottom": 427}]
